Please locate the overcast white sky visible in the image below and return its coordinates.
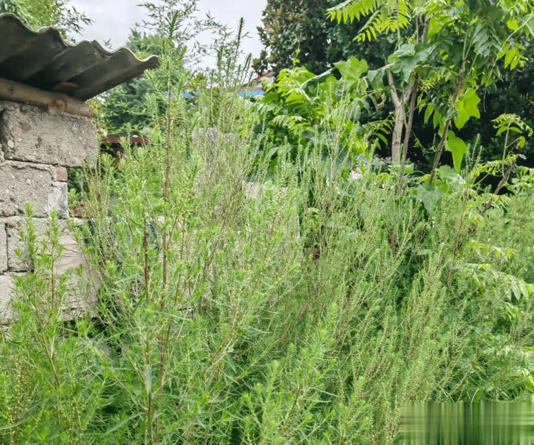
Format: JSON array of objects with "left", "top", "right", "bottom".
[{"left": 70, "top": 0, "right": 266, "bottom": 65}]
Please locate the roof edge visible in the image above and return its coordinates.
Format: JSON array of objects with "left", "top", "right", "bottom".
[
  {"left": 0, "top": 13, "right": 160, "bottom": 68},
  {"left": 0, "top": 13, "right": 161, "bottom": 101}
]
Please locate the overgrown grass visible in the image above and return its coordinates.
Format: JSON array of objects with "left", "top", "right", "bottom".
[{"left": 0, "top": 91, "right": 532, "bottom": 444}]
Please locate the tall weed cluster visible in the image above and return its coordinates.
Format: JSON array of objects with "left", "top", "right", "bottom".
[{"left": 0, "top": 93, "right": 532, "bottom": 444}]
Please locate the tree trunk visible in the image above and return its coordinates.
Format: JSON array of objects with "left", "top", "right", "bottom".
[
  {"left": 391, "top": 108, "right": 404, "bottom": 164},
  {"left": 387, "top": 72, "right": 404, "bottom": 164},
  {"left": 388, "top": 72, "right": 415, "bottom": 165},
  {"left": 398, "top": 83, "right": 418, "bottom": 191}
]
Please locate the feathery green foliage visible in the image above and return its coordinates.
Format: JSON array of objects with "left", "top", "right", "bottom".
[
  {"left": 1, "top": 78, "right": 533, "bottom": 444},
  {"left": 0, "top": 2, "right": 533, "bottom": 444},
  {"left": 0, "top": 0, "right": 90, "bottom": 37}
]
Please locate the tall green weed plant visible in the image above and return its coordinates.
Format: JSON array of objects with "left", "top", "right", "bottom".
[{"left": 1, "top": 89, "right": 532, "bottom": 443}]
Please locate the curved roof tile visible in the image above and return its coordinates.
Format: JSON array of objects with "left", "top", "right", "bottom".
[{"left": 0, "top": 13, "right": 160, "bottom": 100}]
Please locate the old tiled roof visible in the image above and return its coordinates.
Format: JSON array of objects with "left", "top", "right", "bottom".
[{"left": 0, "top": 13, "right": 160, "bottom": 101}]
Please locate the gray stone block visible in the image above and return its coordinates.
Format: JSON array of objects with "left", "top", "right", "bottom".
[
  {"left": 0, "top": 222, "right": 6, "bottom": 273},
  {"left": 5, "top": 217, "right": 41, "bottom": 271},
  {"left": 49, "top": 182, "right": 69, "bottom": 219},
  {"left": 0, "top": 273, "right": 16, "bottom": 324},
  {"left": 5, "top": 218, "right": 80, "bottom": 272},
  {"left": 0, "top": 161, "right": 68, "bottom": 218},
  {"left": 0, "top": 101, "right": 98, "bottom": 167},
  {"left": 55, "top": 166, "right": 68, "bottom": 182},
  {"left": 0, "top": 270, "right": 96, "bottom": 325},
  {"left": 1, "top": 219, "right": 98, "bottom": 323}
]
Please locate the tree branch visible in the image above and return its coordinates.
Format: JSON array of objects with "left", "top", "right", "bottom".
[
  {"left": 480, "top": 158, "right": 517, "bottom": 215},
  {"left": 387, "top": 71, "right": 401, "bottom": 108},
  {"left": 429, "top": 62, "right": 466, "bottom": 184},
  {"left": 398, "top": 79, "right": 418, "bottom": 191}
]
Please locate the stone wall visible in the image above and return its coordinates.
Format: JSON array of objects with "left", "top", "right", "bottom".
[{"left": 0, "top": 100, "right": 99, "bottom": 324}]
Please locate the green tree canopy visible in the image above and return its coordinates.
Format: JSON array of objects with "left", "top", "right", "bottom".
[
  {"left": 329, "top": 0, "right": 534, "bottom": 174},
  {"left": 0, "top": 0, "right": 90, "bottom": 38},
  {"left": 254, "top": 0, "right": 333, "bottom": 75},
  {"left": 253, "top": 0, "right": 394, "bottom": 75}
]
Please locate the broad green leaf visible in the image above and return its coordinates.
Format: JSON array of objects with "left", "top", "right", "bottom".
[
  {"left": 455, "top": 88, "right": 481, "bottom": 130},
  {"left": 416, "top": 183, "right": 444, "bottom": 211},
  {"left": 388, "top": 43, "right": 432, "bottom": 82},
  {"left": 518, "top": 280, "right": 530, "bottom": 298},
  {"left": 446, "top": 132, "right": 468, "bottom": 173},
  {"left": 427, "top": 18, "right": 442, "bottom": 38},
  {"left": 503, "top": 46, "right": 525, "bottom": 69},
  {"left": 367, "top": 68, "right": 384, "bottom": 89},
  {"left": 496, "top": 126, "right": 507, "bottom": 136},
  {"left": 335, "top": 57, "right": 368, "bottom": 88},
  {"left": 438, "top": 165, "right": 465, "bottom": 186}
]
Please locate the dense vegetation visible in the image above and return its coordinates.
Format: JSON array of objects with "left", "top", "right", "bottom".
[
  {"left": 0, "top": 0, "right": 533, "bottom": 443},
  {"left": 253, "top": 0, "right": 393, "bottom": 74},
  {"left": 255, "top": 0, "right": 534, "bottom": 169},
  {"left": 0, "top": 0, "right": 89, "bottom": 38}
]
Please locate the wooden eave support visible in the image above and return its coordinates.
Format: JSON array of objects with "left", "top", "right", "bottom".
[{"left": 0, "top": 77, "right": 94, "bottom": 118}]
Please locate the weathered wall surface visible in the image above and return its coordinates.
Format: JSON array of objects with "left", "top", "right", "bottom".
[
  {"left": 0, "top": 101, "right": 98, "bottom": 325},
  {"left": 0, "top": 161, "right": 68, "bottom": 218},
  {"left": 0, "top": 221, "right": 6, "bottom": 273},
  {"left": 0, "top": 101, "right": 97, "bottom": 167}
]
